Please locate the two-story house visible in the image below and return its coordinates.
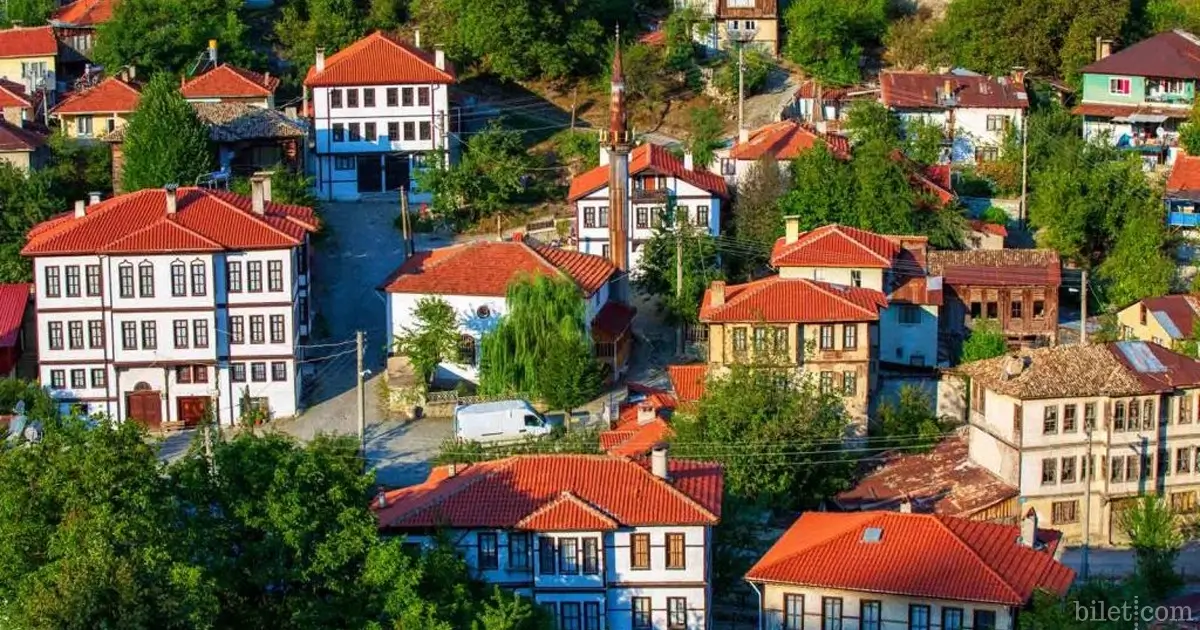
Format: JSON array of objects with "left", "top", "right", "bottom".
[
  {"left": 1116, "top": 294, "right": 1200, "bottom": 349},
  {"left": 376, "top": 451, "right": 723, "bottom": 630},
  {"left": 746, "top": 510, "right": 1075, "bottom": 630},
  {"left": 51, "top": 75, "right": 140, "bottom": 140},
  {"left": 927, "top": 249, "right": 1061, "bottom": 355},
  {"left": 381, "top": 239, "right": 635, "bottom": 385},
  {"left": 51, "top": 0, "right": 115, "bottom": 63},
  {"left": 698, "top": 222, "right": 942, "bottom": 429},
  {"left": 569, "top": 143, "right": 728, "bottom": 273},
  {"left": 304, "top": 31, "right": 455, "bottom": 202},
  {"left": 0, "top": 79, "right": 47, "bottom": 171},
  {"left": 1074, "top": 31, "right": 1200, "bottom": 168},
  {"left": 958, "top": 342, "right": 1200, "bottom": 543},
  {"left": 21, "top": 176, "right": 319, "bottom": 429},
  {"left": 711, "top": 119, "right": 850, "bottom": 187},
  {"left": 788, "top": 80, "right": 879, "bottom": 132},
  {"left": 879, "top": 71, "right": 1028, "bottom": 164},
  {"left": 672, "top": 0, "right": 778, "bottom": 55},
  {"left": 0, "top": 26, "right": 58, "bottom": 99}
]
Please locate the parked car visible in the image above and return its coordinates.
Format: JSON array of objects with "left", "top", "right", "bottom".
[{"left": 453, "top": 399, "right": 555, "bottom": 443}]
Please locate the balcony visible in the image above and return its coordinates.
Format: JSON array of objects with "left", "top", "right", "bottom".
[
  {"left": 1168, "top": 212, "right": 1200, "bottom": 228},
  {"left": 630, "top": 188, "right": 670, "bottom": 204}
]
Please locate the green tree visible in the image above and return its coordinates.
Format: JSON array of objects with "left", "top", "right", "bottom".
[
  {"left": 120, "top": 74, "right": 213, "bottom": 191},
  {"left": 538, "top": 330, "right": 603, "bottom": 420},
  {"left": 276, "top": 0, "right": 364, "bottom": 82},
  {"left": 551, "top": 130, "right": 599, "bottom": 173},
  {"left": 1139, "top": 0, "right": 1200, "bottom": 35},
  {"left": 959, "top": 319, "right": 1008, "bottom": 363},
  {"left": 783, "top": 0, "right": 887, "bottom": 85},
  {"left": 1097, "top": 203, "right": 1176, "bottom": 308},
  {"left": 636, "top": 220, "right": 723, "bottom": 326},
  {"left": 778, "top": 144, "right": 856, "bottom": 230},
  {"left": 851, "top": 140, "right": 918, "bottom": 234},
  {"left": 1180, "top": 103, "right": 1200, "bottom": 156},
  {"left": 670, "top": 363, "right": 855, "bottom": 508},
  {"left": 712, "top": 47, "right": 773, "bottom": 99},
  {"left": 44, "top": 134, "right": 113, "bottom": 201},
  {"left": 1021, "top": 580, "right": 1152, "bottom": 630},
  {"left": 878, "top": 385, "right": 944, "bottom": 452},
  {"left": 366, "top": 0, "right": 406, "bottom": 30},
  {"left": 615, "top": 43, "right": 668, "bottom": 119},
  {"left": 478, "top": 274, "right": 589, "bottom": 398},
  {"left": 94, "top": 0, "right": 257, "bottom": 77},
  {"left": 663, "top": 7, "right": 705, "bottom": 73},
  {"left": 0, "top": 0, "right": 56, "bottom": 27},
  {"left": 1118, "top": 494, "right": 1185, "bottom": 595},
  {"left": 732, "top": 155, "right": 791, "bottom": 269},
  {"left": 685, "top": 105, "right": 725, "bottom": 169},
  {"left": 844, "top": 101, "right": 902, "bottom": 147},
  {"left": 0, "top": 164, "right": 63, "bottom": 282},
  {"left": 904, "top": 118, "right": 946, "bottom": 166},
  {"left": 393, "top": 296, "right": 462, "bottom": 384},
  {"left": 231, "top": 166, "right": 319, "bottom": 207},
  {"left": 415, "top": 122, "right": 533, "bottom": 228},
  {"left": 883, "top": 14, "right": 940, "bottom": 70}
]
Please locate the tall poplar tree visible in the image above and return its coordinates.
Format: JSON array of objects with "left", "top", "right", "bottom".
[{"left": 120, "top": 74, "right": 213, "bottom": 192}]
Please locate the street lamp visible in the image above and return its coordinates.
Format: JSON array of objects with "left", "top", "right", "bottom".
[{"left": 727, "top": 26, "right": 758, "bottom": 142}]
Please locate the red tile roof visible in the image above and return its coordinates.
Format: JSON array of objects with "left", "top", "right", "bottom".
[
  {"left": 0, "top": 119, "right": 46, "bottom": 152},
  {"left": 914, "top": 163, "right": 956, "bottom": 205},
  {"left": 1168, "top": 154, "right": 1200, "bottom": 194},
  {"left": 568, "top": 143, "right": 729, "bottom": 201},
  {"left": 21, "top": 188, "right": 319, "bottom": 256},
  {"left": 601, "top": 385, "right": 678, "bottom": 457},
  {"left": 927, "top": 249, "right": 1062, "bottom": 287},
  {"left": 729, "top": 120, "right": 851, "bottom": 161},
  {"left": 700, "top": 276, "right": 888, "bottom": 323},
  {"left": 1139, "top": 294, "right": 1200, "bottom": 340},
  {"left": 771, "top": 225, "right": 909, "bottom": 269},
  {"left": 0, "top": 81, "right": 31, "bottom": 109},
  {"left": 375, "top": 454, "right": 723, "bottom": 530},
  {"left": 304, "top": 31, "right": 455, "bottom": 87},
  {"left": 52, "top": 77, "right": 141, "bottom": 115},
  {"left": 592, "top": 300, "right": 636, "bottom": 342},
  {"left": 746, "top": 511, "right": 1075, "bottom": 605},
  {"left": 1071, "top": 102, "right": 1190, "bottom": 120},
  {"left": 0, "top": 284, "right": 30, "bottom": 348},
  {"left": 0, "top": 27, "right": 57, "bottom": 59},
  {"left": 667, "top": 364, "right": 707, "bottom": 402},
  {"left": 969, "top": 220, "right": 1008, "bottom": 238},
  {"left": 52, "top": 0, "right": 115, "bottom": 26},
  {"left": 639, "top": 30, "right": 667, "bottom": 46},
  {"left": 1082, "top": 30, "right": 1200, "bottom": 80},
  {"left": 381, "top": 240, "right": 617, "bottom": 298},
  {"left": 881, "top": 72, "right": 1029, "bottom": 110},
  {"left": 835, "top": 435, "right": 1018, "bottom": 517},
  {"left": 181, "top": 64, "right": 280, "bottom": 99}
]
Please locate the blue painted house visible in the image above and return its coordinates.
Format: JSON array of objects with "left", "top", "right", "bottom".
[{"left": 1073, "top": 30, "right": 1200, "bottom": 168}]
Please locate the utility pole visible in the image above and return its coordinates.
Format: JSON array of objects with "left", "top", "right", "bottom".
[
  {"left": 1081, "top": 423, "right": 1093, "bottom": 579},
  {"left": 1020, "top": 114, "right": 1029, "bottom": 227},
  {"left": 400, "top": 186, "right": 411, "bottom": 258},
  {"left": 356, "top": 330, "right": 366, "bottom": 462},
  {"left": 1080, "top": 269, "right": 1089, "bottom": 345},
  {"left": 675, "top": 226, "right": 684, "bottom": 355},
  {"left": 738, "top": 42, "right": 745, "bottom": 139},
  {"left": 570, "top": 86, "right": 578, "bottom": 131}
]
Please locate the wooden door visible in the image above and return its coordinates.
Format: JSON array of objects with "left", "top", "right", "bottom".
[
  {"left": 177, "top": 396, "right": 209, "bottom": 428},
  {"left": 356, "top": 155, "right": 382, "bottom": 193},
  {"left": 126, "top": 390, "right": 162, "bottom": 429}
]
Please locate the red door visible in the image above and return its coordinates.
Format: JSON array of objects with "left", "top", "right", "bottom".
[
  {"left": 126, "top": 390, "right": 162, "bottom": 429},
  {"left": 176, "top": 396, "right": 209, "bottom": 428}
]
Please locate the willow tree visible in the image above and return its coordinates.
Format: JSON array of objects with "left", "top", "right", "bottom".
[{"left": 478, "top": 274, "right": 599, "bottom": 407}]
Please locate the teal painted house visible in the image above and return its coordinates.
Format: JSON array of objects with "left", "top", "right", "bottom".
[{"left": 1074, "top": 30, "right": 1200, "bottom": 168}]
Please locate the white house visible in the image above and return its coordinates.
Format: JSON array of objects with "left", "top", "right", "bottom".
[
  {"left": 21, "top": 176, "right": 319, "bottom": 429},
  {"left": 305, "top": 31, "right": 455, "bottom": 202},
  {"left": 711, "top": 119, "right": 851, "bottom": 187},
  {"left": 879, "top": 71, "right": 1028, "bottom": 164},
  {"left": 375, "top": 450, "right": 723, "bottom": 630},
  {"left": 958, "top": 342, "right": 1200, "bottom": 544},
  {"left": 746, "top": 510, "right": 1075, "bottom": 630},
  {"left": 380, "top": 239, "right": 635, "bottom": 384},
  {"left": 568, "top": 143, "right": 728, "bottom": 274}
]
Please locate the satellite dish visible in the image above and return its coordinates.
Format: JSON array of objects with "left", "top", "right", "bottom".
[{"left": 22, "top": 422, "right": 42, "bottom": 444}]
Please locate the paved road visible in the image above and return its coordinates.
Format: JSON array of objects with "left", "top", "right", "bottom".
[{"left": 1060, "top": 542, "right": 1200, "bottom": 580}]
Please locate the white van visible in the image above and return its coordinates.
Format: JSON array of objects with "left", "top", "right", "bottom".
[{"left": 453, "top": 400, "right": 554, "bottom": 443}]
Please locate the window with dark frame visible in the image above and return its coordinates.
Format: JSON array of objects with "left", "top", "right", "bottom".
[
  {"left": 268, "top": 260, "right": 284, "bottom": 292},
  {"left": 820, "top": 324, "right": 835, "bottom": 350},
  {"left": 636, "top": 207, "right": 648, "bottom": 228},
  {"left": 88, "top": 320, "right": 104, "bottom": 348},
  {"left": 176, "top": 365, "right": 193, "bottom": 384},
  {"left": 860, "top": 600, "right": 881, "bottom": 630},
  {"left": 48, "top": 369, "right": 65, "bottom": 389},
  {"left": 753, "top": 327, "right": 768, "bottom": 352},
  {"left": 1061, "top": 456, "right": 1077, "bottom": 483},
  {"left": 349, "top": 122, "right": 361, "bottom": 141},
  {"left": 559, "top": 537, "right": 579, "bottom": 574},
  {"left": 1144, "top": 399, "right": 1155, "bottom": 429},
  {"left": 365, "top": 122, "right": 377, "bottom": 141},
  {"left": 820, "top": 371, "right": 834, "bottom": 393},
  {"left": 194, "top": 320, "right": 209, "bottom": 348},
  {"left": 1011, "top": 300, "right": 1023, "bottom": 319},
  {"left": 909, "top": 604, "right": 931, "bottom": 630},
  {"left": 561, "top": 602, "right": 581, "bottom": 630},
  {"left": 1043, "top": 405, "right": 1058, "bottom": 434},
  {"left": 784, "top": 594, "right": 804, "bottom": 630},
  {"left": 1052, "top": 499, "right": 1079, "bottom": 524},
  {"left": 631, "top": 597, "right": 652, "bottom": 630},
  {"left": 388, "top": 121, "right": 399, "bottom": 141},
  {"left": 774, "top": 327, "right": 788, "bottom": 353},
  {"left": 403, "top": 121, "right": 414, "bottom": 140},
  {"left": 582, "top": 537, "right": 599, "bottom": 574},
  {"left": 363, "top": 88, "right": 375, "bottom": 107},
  {"left": 1063, "top": 404, "right": 1077, "bottom": 432},
  {"left": 231, "top": 363, "right": 246, "bottom": 383},
  {"left": 842, "top": 371, "right": 857, "bottom": 396},
  {"left": 732, "top": 328, "right": 747, "bottom": 353},
  {"left": 332, "top": 123, "right": 345, "bottom": 142},
  {"left": 843, "top": 324, "right": 857, "bottom": 349},
  {"left": 667, "top": 597, "right": 687, "bottom": 630},
  {"left": 271, "top": 361, "right": 287, "bottom": 382},
  {"left": 45, "top": 265, "right": 60, "bottom": 297},
  {"left": 538, "top": 536, "right": 555, "bottom": 574},
  {"left": 696, "top": 205, "right": 709, "bottom": 227},
  {"left": 942, "top": 607, "right": 964, "bottom": 630},
  {"left": 230, "top": 316, "right": 245, "bottom": 344},
  {"left": 248, "top": 261, "right": 263, "bottom": 292},
  {"left": 599, "top": 206, "right": 609, "bottom": 227},
  {"left": 171, "top": 261, "right": 186, "bottom": 296},
  {"left": 91, "top": 368, "right": 106, "bottom": 388},
  {"left": 227, "top": 261, "right": 243, "bottom": 292},
  {"left": 86, "top": 264, "right": 101, "bottom": 296},
  {"left": 121, "top": 321, "right": 136, "bottom": 350},
  {"left": 666, "top": 532, "right": 685, "bottom": 569},
  {"left": 1114, "top": 401, "right": 1126, "bottom": 431},
  {"left": 138, "top": 262, "right": 154, "bottom": 297},
  {"left": 974, "top": 610, "right": 997, "bottom": 630},
  {"left": 270, "top": 315, "right": 285, "bottom": 344},
  {"left": 419, "top": 121, "right": 431, "bottom": 140},
  {"left": 584, "top": 207, "right": 596, "bottom": 228},
  {"left": 330, "top": 89, "right": 342, "bottom": 108},
  {"left": 141, "top": 321, "right": 157, "bottom": 349},
  {"left": 346, "top": 89, "right": 358, "bottom": 108},
  {"left": 477, "top": 532, "right": 498, "bottom": 570},
  {"left": 191, "top": 261, "right": 206, "bottom": 296},
  {"left": 174, "top": 319, "right": 189, "bottom": 349},
  {"left": 65, "top": 265, "right": 80, "bottom": 297},
  {"left": 386, "top": 87, "right": 398, "bottom": 107},
  {"left": 251, "top": 362, "right": 267, "bottom": 382},
  {"left": 70, "top": 368, "right": 85, "bottom": 389},
  {"left": 250, "top": 315, "right": 265, "bottom": 344},
  {"left": 1041, "top": 458, "right": 1057, "bottom": 485},
  {"left": 401, "top": 87, "right": 413, "bottom": 106},
  {"left": 584, "top": 602, "right": 600, "bottom": 630},
  {"left": 68, "top": 321, "right": 83, "bottom": 349},
  {"left": 822, "top": 597, "right": 843, "bottom": 630},
  {"left": 630, "top": 533, "right": 650, "bottom": 569},
  {"left": 508, "top": 533, "right": 529, "bottom": 570},
  {"left": 418, "top": 87, "right": 430, "bottom": 106}
]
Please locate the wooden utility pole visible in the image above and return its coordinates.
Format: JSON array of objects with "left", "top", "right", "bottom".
[
  {"left": 570, "top": 86, "right": 579, "bottom": 131},
  {"left": 400, "top": 186, "right": 412, "bottom": 258},
  {"left": 1080, "top": 269, "right": 1089, "bottom": 345},
  {"left": 356, "top": 330, "right": 366, "bottom": 463},
  {"left": 1020, "top": 114, "right": 1029, "bottom": 227}
]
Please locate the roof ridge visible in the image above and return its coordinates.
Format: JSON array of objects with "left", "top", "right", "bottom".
[
  {"left": 932, "top": 515, "right": 1027, "bottom": 604},
  {"left": 201, "top": 189, "right": 302, "bottom": 245},
  {"left": 628, "top": 458, "right": 720, "bottom": 523},
  {"left": 322, "top": 31, "right": 452, "bottom": 82},
  {"left": 804, "top": 278, "right": 883, "bottom": 318},
  {"left": 705, "top": 275, "right": 780, "bottom": 318},
  {"left": 186, "top": 64, "right": 272, "bottom": 94},
  {"left": 0, "top": 82, "right": 30, "bottom": 107},
  {"left": 388, "top": 459, "right": 516, "bottom": 526},
  {"left": 100, "top": 216, "right": 223, "bottom": 252},
  {"left": 515, "top": 490, "right": 620, "bottom": 529},
  {"left": 750, "top": 511, "right": 882, "bottom": 578}
]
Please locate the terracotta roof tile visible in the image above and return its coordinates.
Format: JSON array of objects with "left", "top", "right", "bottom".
[
  {"left": 381, "top": 240, "right": 616, "bottom": 298},
  {"left": 969, "top": 219, "right": 1008, "bottom": 238},
  {"left": 568, "top": 143, "right": 729, "bottom": 201},
  {"left": 52, "top": 77, "right": 141, "bottom": 115},
  {"left": 376, "top": 454, "right": 722, "bottom": 530},
  {"left": 181, "top": 64, "right": 279, "bottom": 99},
  {"left": 927, "top": 249, "right": 1061, "bottom": 287},
  {"left": 957, "top": 341, "right": 1200, "bottom": 399},
  {"left": 601, "top": 385, "right": 678, "bottom": 457},
  {"left": 700, "top": 276, "right": 887, "bottom": 323},
  {"left": 304, "top": 31, "right": 455, "bottom": 87},
  {"left": 1139, "top": 294, "right": 1200, "bottom": 339},
  {"left": 746, "top": 511, "right": 1075, "bottom": 605},
  {"left": 0, "top": 283, "right": 30, "bottom": 348},
  {"left": 770, "top": 225, "right": 908, "bottom": 268},
  {"left": 0, "top": 27, "right": 57, "bottom": 59},
  {"left": 21, "top": 187, "right": 318, "bottom": 256},
  {"left": 834, "top": 434, "right": 1018, "bottom": 516},
  {"left": 667, "top": 364, "right": 707, "bottom": 402},
  {"left": 729, "top": 120, "right": 850, "bottom": 161},
  {"left": 0, "top": 119, "right": 45, "bottom": 152},
  {"left": 794, "top": 80, "right": 878, "bottom": 102},
  {"left": 639, "top": 30, "right": 667, "bottom": 46},
  {"left": 52, "top": 0, "right": 115, "bottom": 26},
  {"left": 0, "top": 81, "right": 31, "bottom": 108},
  {"left": 881, "top": 72, "right": 1029, "bottom": 110},
  {"left": 1168, "top": 154, "right": 1200, "bottom": 195},
  {"left": 1082, "top": 30, "right": 1200, "bottom": 80}
]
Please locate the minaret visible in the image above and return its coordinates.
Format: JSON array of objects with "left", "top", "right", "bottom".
[{"left": 604, "top": 27, "right": 631, "bottom": 272}]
